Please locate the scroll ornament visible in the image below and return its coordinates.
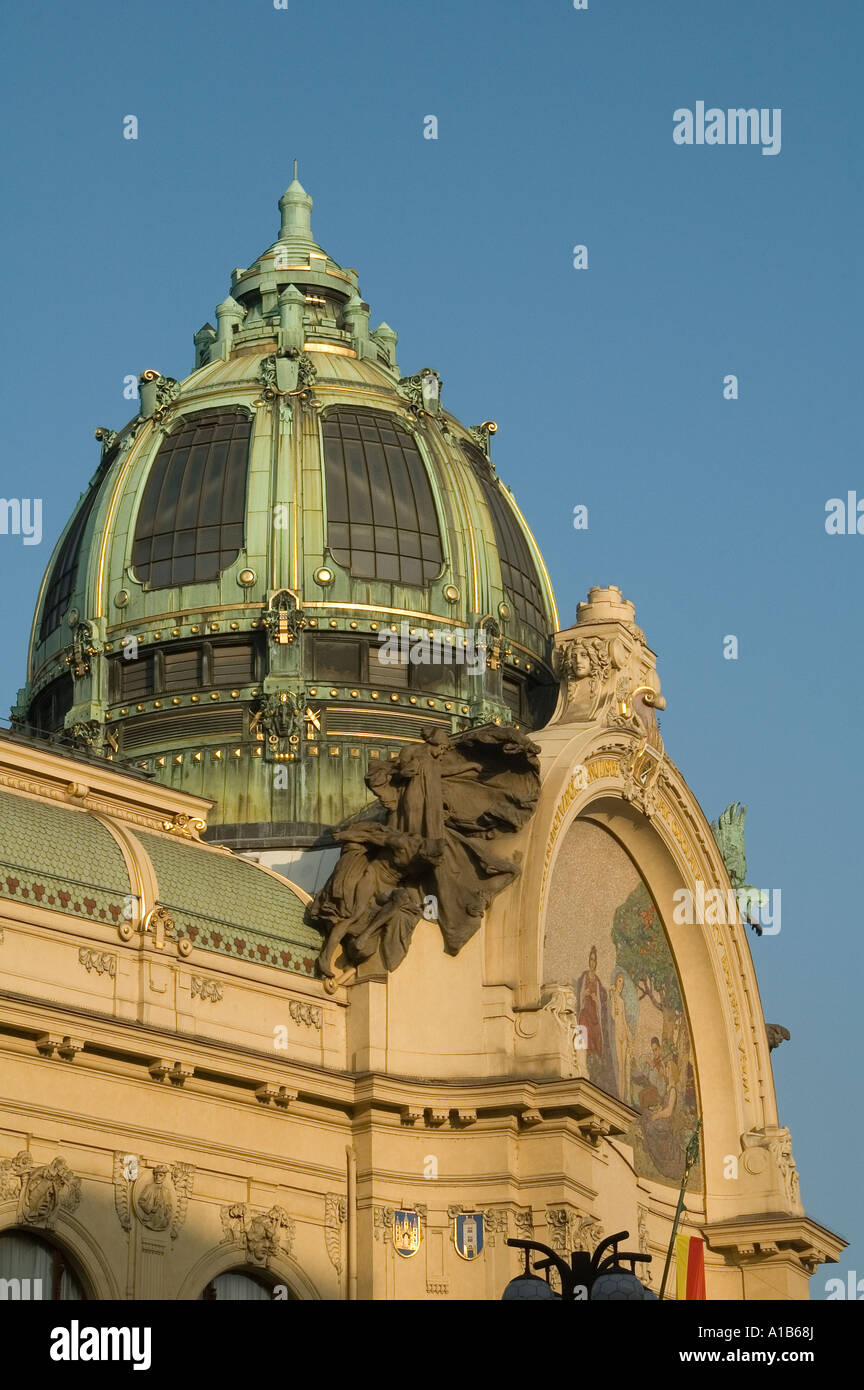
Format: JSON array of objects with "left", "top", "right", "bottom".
[{"left": 325, "top": 1194, "right": 347, "bottom": 1274}]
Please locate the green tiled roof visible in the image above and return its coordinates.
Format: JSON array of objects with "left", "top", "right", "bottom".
[
  {"left": 0, "top": 790, "right": 130, "bottom": 925},
  {"left": 136, "top": 830, "right": 320, "bottom": 977},
  {"left": 0, "top": 788, "right": 322, "bottom": 978}
]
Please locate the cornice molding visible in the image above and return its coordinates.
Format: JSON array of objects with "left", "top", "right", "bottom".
[
  {"left": 702, "top": 1214, "right": 847, "bottom": 1270},
  {"left": 0, "top": 736, "right": 212, "bottom": 834}
]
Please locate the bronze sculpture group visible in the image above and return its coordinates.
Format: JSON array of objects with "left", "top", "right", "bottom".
[{"left": 310, "top": 725, "right": 541, "bottom": 976}]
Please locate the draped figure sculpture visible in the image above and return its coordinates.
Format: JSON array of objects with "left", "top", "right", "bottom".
[{"left": 310, "top": 724, "right": 541, "bottom": 976}]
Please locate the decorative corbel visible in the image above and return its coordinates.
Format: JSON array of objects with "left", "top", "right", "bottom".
[
  {"left": 148, "top": 1059, "right": 194, "bottom": 1087},
  {"left": 36, "top": 1034, "right": 84, "bottom": 1062}
]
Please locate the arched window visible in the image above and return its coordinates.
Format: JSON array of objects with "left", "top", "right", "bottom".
[
  {"left": 0, "top": 1230, "right": 85, "bottom": 1300},
  {"left": 199, "top": 1269, "right": 292, "bottom": 1300},
  {"left": 28, "top": 672, "right": 74, "bottom": 736},
  {"left": 461, "top": 440, "right": 548, "bottom": 633},
  {"left": 39, "top": 485, "right": 101, "bottom": 640},
  {"left": 322, "top": 409, "right": 443, "bottom": 585},
  {"left": 131, "top": 409, "right": 251, "bottom": 590}
]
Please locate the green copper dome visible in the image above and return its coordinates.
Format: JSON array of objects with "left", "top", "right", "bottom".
[{"left": 17, "top": 177, "right": 559, "bottom": 860}]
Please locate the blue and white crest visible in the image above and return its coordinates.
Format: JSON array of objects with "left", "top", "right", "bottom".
[{"left": 453, "top": 1212, "right": 485, "bottom": 1260}]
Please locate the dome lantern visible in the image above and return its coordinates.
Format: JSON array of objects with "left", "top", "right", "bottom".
[{"left": 277, "top": 166, "right": 314, "bottom": 244}]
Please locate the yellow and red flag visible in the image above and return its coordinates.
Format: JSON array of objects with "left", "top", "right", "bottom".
[{"left": 675, "top": 1234, "right": 706, "bottom": 1300}]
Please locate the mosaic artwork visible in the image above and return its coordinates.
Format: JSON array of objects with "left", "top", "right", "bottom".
[{"left": 544, "top": 819, "right": 700, "bottom": 1185}]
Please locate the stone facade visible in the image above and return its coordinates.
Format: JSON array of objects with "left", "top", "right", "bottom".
[{"left": 0, "top": 589, "right": 843, "bottom": 1299}]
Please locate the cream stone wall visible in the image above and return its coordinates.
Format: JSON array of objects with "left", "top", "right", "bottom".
[{"left": 0, "top": 630, "right": 845, "bottom": 1300}]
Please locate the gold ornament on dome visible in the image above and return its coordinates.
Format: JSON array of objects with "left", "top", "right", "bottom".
[{"left": 161, "top": 812, "right": 206, "bottom": 839}]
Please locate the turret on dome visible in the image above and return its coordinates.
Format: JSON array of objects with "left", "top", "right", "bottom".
[
  {"left": 278, "top": 165, "right": 315, "bottom": 245},
  {"left": 197, "top": 172, "right": 382, "bottom": 367}
]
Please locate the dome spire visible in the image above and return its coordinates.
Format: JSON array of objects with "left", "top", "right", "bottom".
[{"left": 278, "top": 166, "right": 314, "bottom": 243}]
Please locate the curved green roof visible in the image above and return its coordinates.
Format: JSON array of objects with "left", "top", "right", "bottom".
[
  {"left": 0, "top": 785, "right": 320, "bottom": 977},
  {"left": 0, "top": 790, "right": 129, "bottom": 925},
  {"left": 136, "top": 829, "right": 319, "bottom": 975}
]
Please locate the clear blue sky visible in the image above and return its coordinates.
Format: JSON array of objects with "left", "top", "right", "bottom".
[{"left": 0, "top": 0, "right": 859, "bottom": 1296}]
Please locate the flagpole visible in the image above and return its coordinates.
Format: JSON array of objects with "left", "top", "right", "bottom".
[{"left": 658, "top": 1116, "right": 703, "bottom": 1300}]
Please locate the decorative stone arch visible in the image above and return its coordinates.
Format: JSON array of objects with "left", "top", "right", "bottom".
[
  {"left": 0, "top": 1206, "right": 121, "bottom": 1301},
  {"left": 91, "top": 810, "right": 157, "bottom": 930},
  {"left": 175, "top": 1240, "right": 321, "bottom": 1302},
  {"left": 485, "top": 723, "right": 788, "bottom": 1230}
]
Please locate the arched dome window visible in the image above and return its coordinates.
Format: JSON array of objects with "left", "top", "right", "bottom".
[
  {"left": 0, "top": 1229, "right": 85, "bottom": 1300},
  {"left": 39, "top": 483, "right": 102, "bottom": 640},
  {"left": 460, "top": 440, "right": 548, "bottom": 633},
  {"left": 28, "top": 671, "right": 74, "bottom": 736},
  {"left": 131, "top": 409, "right": 251, "bottom": 590},
  {"left": 199, "top": 1269, "right": 293, "bottom": 1300},
  {"left": 322, "top": 409, "right": 443, "bottom": 586}
]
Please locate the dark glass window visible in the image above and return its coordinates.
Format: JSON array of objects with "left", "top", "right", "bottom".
[
  {"left": 366, "top": 639, "right": 465, "bottom": 694},
  {"left": 314, "top": 639, "right": 362, "bottom": 683},
  {"left": 117, "top": 653, "right": 155, "bottom": 702},
  {"left": 164, "top": 648, "right": 202, "bottom": 691},
  {"left": 412, "top": 658, "right": 462, "bottom": 695},
  {"left": 29, "top": 674, "right": 74, "bottom": 736},
  {"left": 211, "top": 641, "right": 257, "bottom": 687},
  {"left": 40, "top": 486, "right": 101, "bottom": 640},
  {"left": 461, "top": 441, "right": 548, "bottom": 633},
  {"left": 485, "top": 663, "right": 502, "bottom": 702},
  {"left": 322, "top": 409, "right": 443, "bottom": 585},
  {"left": 503, "top": 678, "right": 523, "bottom": 719},
  {"left": 131, "top": 409, "right": 251, "bottom": 590},
  {"left": 110, "top": 638, "right": 261, "bottom": 702},
  {"left": 368, "top": 641, "right": 404, "bottom": 689},
  {"left": 526, "top": 676, "right": 557, "bottom": 731}
]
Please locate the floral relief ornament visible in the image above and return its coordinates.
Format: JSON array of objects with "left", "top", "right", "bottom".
[
  {"left": 325, "top": 1194, "right": 347, "bottom": 1274},
  {"left": 546, "top": 1205, "right": 602, "bottom": 1255}
]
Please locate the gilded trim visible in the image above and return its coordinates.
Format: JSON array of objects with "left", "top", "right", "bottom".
[
  {"left": 302, "top": 603, "right": 464, "bottom": 625},
  {"left": 304, "top": 342, "right": 357, "bottom": 358},
  {"left": 432, "top": 430, "right": 480, "bottom": 614},
  {"left": 499, "top": 489, "right": 560, "bottom": 632},
  {"left": 95, "top": 423, "right": 155, "bottom": 620},
  {"left": 26, "top": 551, "right": 57, "bottom": 680}
]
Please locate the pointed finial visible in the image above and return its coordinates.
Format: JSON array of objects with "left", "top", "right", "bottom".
[{"left": 278, "top": 171, "right": 314, "bottom": 243}]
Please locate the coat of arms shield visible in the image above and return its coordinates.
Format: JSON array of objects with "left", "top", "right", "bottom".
[
  {"left": 453, "top": 1211, "right": 485, "bottom": 1260},
  {"left": 393, "top": 1209, "right": 421, "bottom": 1258}
]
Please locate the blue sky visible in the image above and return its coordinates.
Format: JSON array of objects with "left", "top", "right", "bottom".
[{"left": 0, "top": 0, "right": 859, "bottom": 1296}]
